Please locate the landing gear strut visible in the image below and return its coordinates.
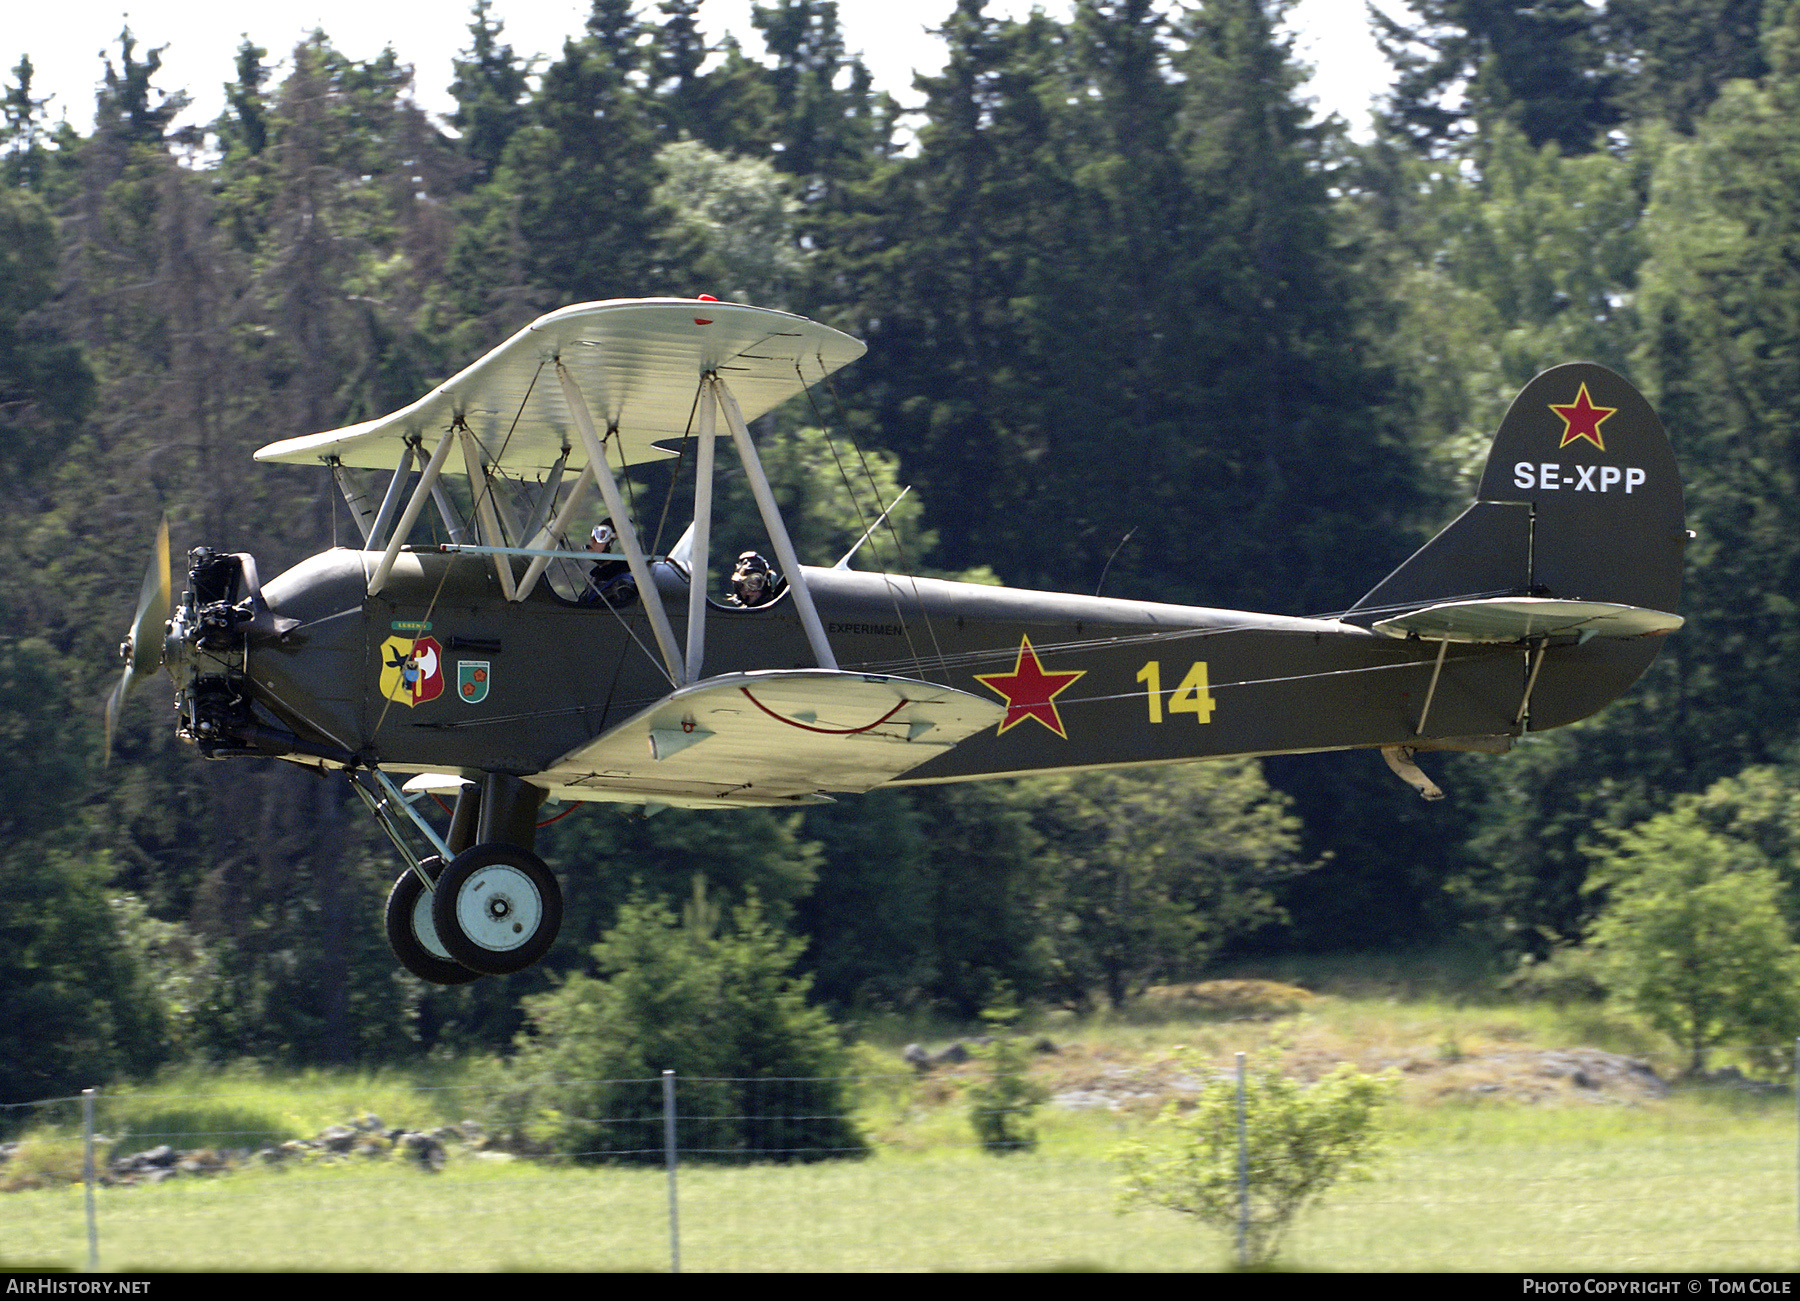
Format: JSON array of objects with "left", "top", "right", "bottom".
[{"left": 357, "top": 769, "right": 564, "bottom": 981}]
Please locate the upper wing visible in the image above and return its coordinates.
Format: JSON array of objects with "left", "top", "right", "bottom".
[
  {"left": 535, "top": 670, "right": 1006, "bottom": 809},
  {"left": 253, "top": 298, "right": 866, "bottom": 475}
]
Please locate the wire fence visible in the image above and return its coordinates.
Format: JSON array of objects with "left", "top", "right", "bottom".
[{"left": 2, "top": 1057, "right": 1797, "bottom": 1272}]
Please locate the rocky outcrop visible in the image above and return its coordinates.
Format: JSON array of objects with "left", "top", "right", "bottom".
[{"left": 0, "top": 1114, "right": 504, "bottom": 1190}]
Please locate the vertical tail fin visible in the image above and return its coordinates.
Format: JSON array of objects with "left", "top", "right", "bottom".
[{"left": 1347, "top": 362, "right": 1685, "bottom": 621}]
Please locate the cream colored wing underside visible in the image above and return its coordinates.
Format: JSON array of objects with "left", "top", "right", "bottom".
[
  {"left": 533, "top": 670, "right": 1005, "bottom": 809},
  {"left": 253, "top": 299, "right": 866, "bottom": 475}
]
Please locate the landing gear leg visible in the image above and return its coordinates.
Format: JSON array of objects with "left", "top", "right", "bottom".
[{"left": 357, "top": 768, "right": 564, "bottom": 978}]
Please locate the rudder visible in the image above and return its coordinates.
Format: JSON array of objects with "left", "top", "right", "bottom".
[{"left": 1346, "top": 362, "right": 1685, "bottom": 622}]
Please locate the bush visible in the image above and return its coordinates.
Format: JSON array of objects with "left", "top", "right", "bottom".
[
  {"left": 1503, "top": 944, "right": 1609, "bottom": 1005},
  {"left": 492, "top": 883, "right": 866, "bottom": 1164},
  {"left": 966, "top": 1032, "right": 1049, "bottom": 1155},
  {"left": 1115, "top": 1051, "right": 1395, "bottom": 1265},
  {"left": 0, "top": 1131, "right": 86, "bottom": 1191},
  {"left": 0, "top": 850, "right": 168, "bottom": 1106},
  {"left": 1585, "top": 806, "right": 1800, "bottom": 1075}
]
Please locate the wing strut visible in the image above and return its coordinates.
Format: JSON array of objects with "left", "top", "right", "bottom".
[
  {"left": 1413, "top": 638, "right": 1450, "bottom": 736},
  {"left": 369, "top": 429, "right": 456, "bottom": 596},
  {"left": 459, "top": 428, "right": 518, "bottom": 601},
  {"left": 429, "top": 476, "right": 468, "bottom": 543},
  {"left": 686, "top": 377, "right": 717, "bottom": 682},
  {"left": 330, "top": 459, "right": 381, "bottom": 543},
  {"left": 364, "top": 440, "right": 417, "bottom": 552},
  {"left": 518, "top": 450, "right": 570, "bottom": 544},
  {"left": 556, "top": 361, "right": 687, "bottom": 685},
  {"left": 714, "top": 375, "right": 838, "bottom": 672},
  {"left": 1515, "top": 641, "right": 1549, "bottom": 732},
  {"left": 514, "top": 461, "right": 596, "bottom": 601}
]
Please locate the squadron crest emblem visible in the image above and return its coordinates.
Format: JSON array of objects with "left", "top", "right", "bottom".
[
  {"left": 458, "top": 660, "right": 491, "bottom": 704},
  {"left": 379, "top": 636, "right": 444, "bottom": 706}
]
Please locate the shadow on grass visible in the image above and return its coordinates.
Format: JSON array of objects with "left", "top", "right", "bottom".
[
  {"left": 107, "top": 1106, "right": 297, "bottom": 1157},
  {"left": 1219, "top": 940, "right": 1507, "bottom": 1003}
]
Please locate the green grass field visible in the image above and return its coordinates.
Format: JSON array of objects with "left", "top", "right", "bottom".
[
  {"left": 7, "top": 966, "right": 1800, "bottom": 1271},
  {"left": 4, "top": 1099, "right": 1795, "bottom": 1272}
]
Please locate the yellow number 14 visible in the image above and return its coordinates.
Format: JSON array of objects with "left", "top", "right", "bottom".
[{"left": 1135, "top": 660, "right": 1215, "bottom": 725}]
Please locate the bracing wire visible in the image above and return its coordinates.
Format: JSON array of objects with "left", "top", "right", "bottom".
[
  {"left": 648, "top": 381, "right": 704, "bottom": 563},
  {"left": 372, "top": 362, "right": 569, "bottom": 747},
  {"left": 462, "top": 360, "right": 544, "bottom": 547},
  {"left": 807, "top": 355, "right": 953, "bottom": 684}
]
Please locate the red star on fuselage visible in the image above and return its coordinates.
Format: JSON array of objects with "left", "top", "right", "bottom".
[
  {"left": 975, "top": 636, "right": 1087, "bottom": 738},
  {"left": 1550, "top": 382, "right": 1617, "bottom": 451}
]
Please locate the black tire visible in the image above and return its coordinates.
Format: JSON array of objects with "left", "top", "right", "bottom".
[
  {"left": 384, "top": 858, "right": 482, "bottom": 986},
  {"left": 430, "top": 843, "right": 563, "bottom": 976}
]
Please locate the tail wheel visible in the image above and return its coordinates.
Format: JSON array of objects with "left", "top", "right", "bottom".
[
  {"left": 430, "top": 844, "right": 563, "bottom": 976},
  {"left": 384, "top": 857, "right": 482, "bottom": 986}
]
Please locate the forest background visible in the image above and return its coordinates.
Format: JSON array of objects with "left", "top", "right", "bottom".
[{"left": 6, "top": 0, "right": 1800, "bottom": 1101}]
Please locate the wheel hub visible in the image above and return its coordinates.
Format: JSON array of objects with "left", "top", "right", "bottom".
[{"left": 454, "top": 867, "right": 543, "bottom": 953}]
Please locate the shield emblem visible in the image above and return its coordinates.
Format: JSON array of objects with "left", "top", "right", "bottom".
[
  {"left": 457, "top": 660, "right": 490, "bottom": 704},
  {"left": 378, "top": 636, "right": 444, "bottom": 706}
]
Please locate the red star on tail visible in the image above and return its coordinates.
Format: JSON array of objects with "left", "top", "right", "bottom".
[
  {"left": 1550, "top": 382, "right": 1617, "bottom": 451},
  {"left": 975, "top": 636, "right": 1087, "bottom": 738}
]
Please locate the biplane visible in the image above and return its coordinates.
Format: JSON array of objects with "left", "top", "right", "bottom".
[{"left": 106, "top": 298, "right": 1686, "bottom": 985}]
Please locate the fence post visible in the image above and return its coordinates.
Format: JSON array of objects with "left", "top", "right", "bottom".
[
  {"left": 663, "top": 1070, "right": 680, "bottom": 1274},
  {"left": 82, "top": 1087, "right": 98, "bottom": 1272},
  {"left": 1236, "top": 1052, "right": 1248, "bottom": 1267}
]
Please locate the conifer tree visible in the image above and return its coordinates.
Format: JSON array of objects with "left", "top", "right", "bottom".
[
  {"left": 2, "top": 56, "right": 57, "bottom": 191},
  {"left": 96, "top": 28, "right": 191, "bottom": 149},
  {"left": 449, "top": 1, "right": 531, "bottom": 187},
  {"left": 497, "top": 888, "right": 865, "bottom": 1163},
  {"left": 1632, "top": 0, "right": 1800, "bottom": 774},
  {"left": 218, "top": 39, "right": 271, "bottom": 162},
  {"left": 649, "top": 0, "right": 713, "bottom": 141},
  {"left": 751, "top": 0, "right": 880, "bottom": 196},
  {"left": 503, "top": 2, "right": 680, "bottom": 300},
  {"left": 842, "top": 0, "right": 1065, "bottom": 572},
  {"left": 1374, "top": 0, "right": 1621, "bottom": 156},
  {"left": 1602, "top": 0, "right": 1768, "bottom": 131}
]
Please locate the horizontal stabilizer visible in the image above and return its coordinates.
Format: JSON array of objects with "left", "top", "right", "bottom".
[
  {"left": 1348, "top": 362, "right": 1686, "bottom": 622},
  {"left": 536, "top": 669, "right": 1005, "bottom": 808},
  {"left": 1372, "top": 597, "right": 1684, "bottom": 644}
]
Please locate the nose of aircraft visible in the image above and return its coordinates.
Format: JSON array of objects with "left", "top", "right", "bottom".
[{"left": 164, "top": 544, "right": 355, "bottom": 762}]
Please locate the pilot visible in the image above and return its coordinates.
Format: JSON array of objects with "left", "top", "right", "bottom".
[
  {"left": 580, "top": 520, "right": 638, "bottom": 608},
  {"left": 729, "top": 551, "right": 776, "bottom": 607}
]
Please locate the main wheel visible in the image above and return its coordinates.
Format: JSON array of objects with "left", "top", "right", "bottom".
[
  {"left": 384, "top": 858, "right": 482, "bottom": 986},
  {"left": 430, "top": 844, "right": 563, "bottom": 976}
]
